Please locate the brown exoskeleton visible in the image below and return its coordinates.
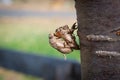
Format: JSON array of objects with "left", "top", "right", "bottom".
[
  {"left": 54, "top": 23, "right": 79, "bottom": 49},
  {"left": 49, "top": 22, "right": 79, "bottom": 60},
  {"left": 49, "top": 33, "right": 73, "bottom": 54}
]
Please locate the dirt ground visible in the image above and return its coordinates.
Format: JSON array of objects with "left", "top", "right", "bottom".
[{"left": 0, "top": 67, "right": 43, "bottom": 80}]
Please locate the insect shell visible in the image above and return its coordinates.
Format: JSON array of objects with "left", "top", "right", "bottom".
[
  {"left": 49, "top": 23, "right": 79, "bottom": 54},
  {"left": 49, "top": 33, "right": 72, "bottom": 54},
  {"left": 54, "top": 24, "right": 79, "bottom": 50}
]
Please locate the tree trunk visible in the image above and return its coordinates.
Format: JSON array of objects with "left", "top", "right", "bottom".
[{"left": 75, "top": 0, "right": 120, "bottom": 80}]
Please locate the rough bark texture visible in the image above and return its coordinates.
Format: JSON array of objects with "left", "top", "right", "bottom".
[{"left": 75, "top": 0, "right": 120, "bottom": 80}]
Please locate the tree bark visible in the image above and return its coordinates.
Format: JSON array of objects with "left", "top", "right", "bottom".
[{"left": 75, "top": 0, "right": 120, "bottom": 80}]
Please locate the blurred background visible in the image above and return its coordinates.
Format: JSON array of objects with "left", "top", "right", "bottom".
[{"left": 0, "top": 0, "right": 80, "bottom": 80}]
